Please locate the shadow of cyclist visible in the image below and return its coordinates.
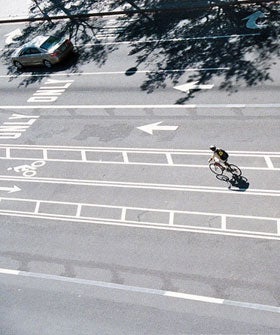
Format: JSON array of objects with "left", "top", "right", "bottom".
[
  {"left": 227, "top": 174, "right": 250, "bottom": 191},
  {"left": 216, "top": 173, "right": 250, "bottom": 191}
]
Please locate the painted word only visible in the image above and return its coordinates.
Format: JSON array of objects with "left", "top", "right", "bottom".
[
  {"left": 0, "top": 113, "right": 39, "bottom": 139},
  {"left": 27, "top": 79, "right": 74, "bottom": 103}
]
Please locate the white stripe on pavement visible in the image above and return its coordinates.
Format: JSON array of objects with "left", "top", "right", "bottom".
[
  {"left": 79, "top": 33, "right": 261, "bottom": 46},
  {"left": 0, "top": 175, "right": 279, "bottom": 197},
  {"left": 0, "top": 67, "right": 229, "bottom": 79},
  {"left": 0, "top": 144, "right": 280, "bottom": 155},
  {"left": 0, "top": 267, "right": 279, "bottom": 314},
  {"left": 0, "top": 211, "right": 279, "bottom": 240}
]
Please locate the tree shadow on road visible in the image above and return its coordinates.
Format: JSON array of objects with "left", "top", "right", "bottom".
[{"left": 1, "top": 0, "right": 279, "bottom": 99}]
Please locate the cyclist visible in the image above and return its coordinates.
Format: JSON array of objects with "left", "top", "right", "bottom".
[{"left": 208, "top": 145, "right": 230, "bottom": 169}]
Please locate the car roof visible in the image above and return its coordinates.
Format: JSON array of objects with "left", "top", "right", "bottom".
[
  {"left": 12, "top": 36, "right": 50, "bottom": 57},
  {"left": 24, "top": 35, "right": 49, "bottom": 49}
]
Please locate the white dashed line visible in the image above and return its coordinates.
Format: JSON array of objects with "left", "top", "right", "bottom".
[{"left": 0, "top": 267, "right": 279, "bottom": 314}]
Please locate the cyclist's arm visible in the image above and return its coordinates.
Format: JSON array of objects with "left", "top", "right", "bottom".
[{"left": 208, "top": 154, "right": 214, "bottom": 163}]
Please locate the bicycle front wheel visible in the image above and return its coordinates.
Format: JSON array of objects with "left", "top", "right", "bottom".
[
  {"left": 229, "top": 164, "right": 242, "bottom": 176},
  {"left": 209, "top": 163, "right": 223, "bottom": 175}
]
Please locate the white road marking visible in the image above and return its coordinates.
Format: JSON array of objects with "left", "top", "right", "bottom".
[
  {"left": 165, "top": 153, "right": 173, "bottom": 165},
  {"left": 4, "top": 28, "right": 22, "bottom": 45},
  {"left": 242, "top": 11, "right": 267, "bottom": 30},
  {"left": 137, "top": 121, "right": 179, "bottom": 135},
  {"left": 122, "top": 152, "right": 129, "bottom": 163},
  {"left": 81, "top": 150, "right": 87, "bottom": 162},
  {"left": 0, "top": 104, "right": 279, "bottom": 109},
  {"left": 1, "top": 196, "right": 278, "bottom": 222},
  {"left": 277, "top": 220, "right": 280, "bottom": 235},
  {"left": 121, "top": 207, "right": 126, "bottom": 221},
  {"left": 0, "top": 196, "right": 278, "bottom": 239},
  {"left": 0, "top": 68, "right": 230, "bottom": 79},
  {"left": 0, "top": 174, "right": 279, "bottom": 197},
  {"left": 3, "top": 158, "right": 275, "bottom": 171},
  {"left": 0, "top": 267, "right": 279, "bottom": 313},
  {"left": 264, "top": 156, "right": 274, "bottom": 169},
  {"left": 1, "top": 144, "right": 280, "bottom": 156},
  {"left": 79, "top": 32, "right": 261, "bottom": 46},
  {"left": 0, "top": 185, "right": 21, "bottom": 193},
  {"left": 76, "top": 204, "right": 82, "bottom": 217},
  {"left": 174, "top": 81, "right": 214, "bottom": 93},
  {"left": 34, "top": 201, "right": 40, "bottom": 214},
  {"left": 0, "top": 211, "right": 278, "bottom": 240},
  {"left": 169, "top": 211, "right": 174, "bottom": 225},
  {"left": 1, "top": 145, "right": 279, "bottom": 170}
]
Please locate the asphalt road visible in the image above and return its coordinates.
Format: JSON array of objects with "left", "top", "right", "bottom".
[{"left": 0, "top": 5, "right": 280, "bottom": 335}]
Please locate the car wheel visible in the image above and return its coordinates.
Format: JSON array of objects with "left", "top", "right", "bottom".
[
  {"left": 14, "top": 61, "right": 23, "bottom": 70},
  {"left": 43, "top": 60, "right": 52, "bottom": 68}
]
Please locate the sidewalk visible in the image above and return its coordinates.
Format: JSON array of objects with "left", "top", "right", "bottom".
[
  {"left": 0, "top": 0, "right": 31, "bottom": 20},
  {"left": 0, "top": 0, "right": 277, "bottom": 23}
]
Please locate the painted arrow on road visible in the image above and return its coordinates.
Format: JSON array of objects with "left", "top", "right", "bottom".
[
  {"left": 137, "top": 121, "right": 178, "bottom": 135},
  {"left": 242, "top": 11, "right": 267, "bottom": 30},
  {"left": 174, "top": 81, "right": 214, "bottom": 93},
  {"left": 5, "top": 28, "right": 22, "bottom": 45},
  {"left": 0, "top": 185, "right": 21, "bottom": 193}
]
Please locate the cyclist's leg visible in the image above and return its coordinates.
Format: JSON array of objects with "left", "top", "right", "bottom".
[{"left": 223, "top": 159, "right": 230, "bottom": 169}]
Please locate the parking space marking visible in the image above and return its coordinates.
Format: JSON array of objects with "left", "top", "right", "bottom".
[
  {"left": 1, "top": 267, "right": 279, "bottom": 314},
  {"left": 0, "top": 196, "right": 279, "bottom": 239}
]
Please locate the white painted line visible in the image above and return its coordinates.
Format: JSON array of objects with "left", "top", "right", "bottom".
[
  {"left": 6, "top": 147, "right": 10, "bottom": 159},
  {"left": 1, "top": 195, "right": 278, "bottom": 222},
  {"left": 121, "top": 208, "right": 126, "bottom": 221},
  {"left": 0, "top": 144, "right": 280, "bottom": 156},
  {"left": 169, "top": 211, "right": 174, "bottom": 225},
  {"left": 0, "top": 211, "right": 279, "bottom": 240},
  {"left": 277, "top": 220, "right": 280, "bottom": 235},
  {"left": 0, "top": 67, "right": 230, "bottom": 79},
  {"left": 0, "top": 104, "right": 279, "bottom": 109},
  {"left": 0, "top": 267, "right": 279, "bottom": 314},
  {"left": 264, "top": 156, "right": 274, "bottom": 169},
  {"left": 221, "top": 215, "right": 227, "bottom": 230},
  {"left": 165, "top": 153, "right": 173, "bottom": 165},
  {"left": 34, "top": 201, "right": 40, "bottom": 214},
  {"left": 122, "top": 152, "right": 129, "bottom": 164},
  {"left": 0, "top": 175, "right": 280, "bottom": 197},
  {"left": 42, "top": 149, "right": 48, "bottom": 160},
  {"left": 2, "top": 156, "right": 279, "bottom": 171},
  {"left": 81, "top": 150, "right": 87, "bottom": 162},
  {"left": 80, "top": 32, "right": 261, "bottom": 46},
  {"left": 76, "top": 204, "right": 82, "bottom": 217}
]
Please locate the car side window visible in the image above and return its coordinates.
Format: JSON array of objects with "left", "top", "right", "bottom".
[
  {"left": 20, "top": 48, "right": 31, "bottom": 56},
  {"left": 30, "top": 48, "right": 41, "bottom": 54},
  {"left": 20, "top": 48, "right": 41, "bottom": 56}
]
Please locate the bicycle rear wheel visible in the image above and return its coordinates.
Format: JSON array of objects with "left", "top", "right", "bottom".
[
  {"left": 209, "top": 163, "right": 223, "bottom": 175},
  {"left": 229, "top": 164, "right": 242, "bottom": 176}
]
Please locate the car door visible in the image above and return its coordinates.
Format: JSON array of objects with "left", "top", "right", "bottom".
[{"left": 19, "top": 47, "right": 42, "bottom": 65}]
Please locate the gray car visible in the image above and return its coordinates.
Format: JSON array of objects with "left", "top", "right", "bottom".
[{"left": 12, "top": 35, "right": 74, "bottom": 69}]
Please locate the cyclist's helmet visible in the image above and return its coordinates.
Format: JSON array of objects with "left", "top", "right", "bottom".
[{"left": 210, "top": 145, "right": 216, "bottom": 151}]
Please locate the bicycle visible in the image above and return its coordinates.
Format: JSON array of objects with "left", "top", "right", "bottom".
[{"left": 209, "top": 161, "right": 242, "bottom": 176}]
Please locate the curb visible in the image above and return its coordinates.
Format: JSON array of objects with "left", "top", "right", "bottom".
[{"left": 0, "top": 0, "right": 278, "bottom": 24}]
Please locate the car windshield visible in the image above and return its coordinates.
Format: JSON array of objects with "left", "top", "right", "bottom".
[{"left": 40, "top": 36, "right": 60, "bottom": 50}]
